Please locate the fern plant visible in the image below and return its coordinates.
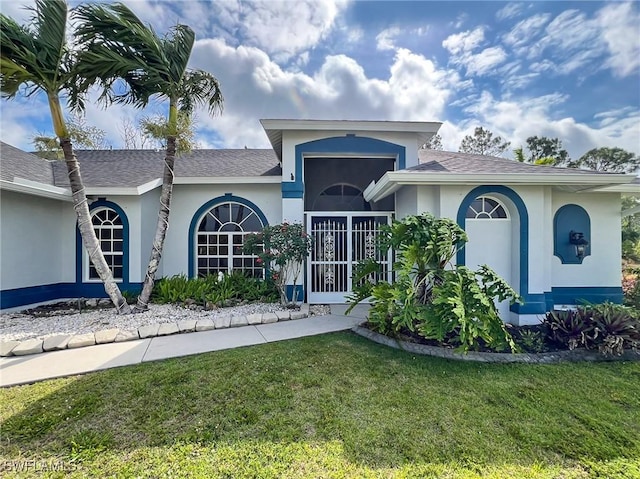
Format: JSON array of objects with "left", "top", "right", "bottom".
[{"left": 347, "top": 213, "right": 522, "bottom": 352}]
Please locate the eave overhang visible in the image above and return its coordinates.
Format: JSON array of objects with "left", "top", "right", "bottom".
[
  {"left": 364, "top": 171, "right": 636, "bottom": 202},
  {"left": 0, "top": 178, "right": 72, "bottom": 201},
  {"left": 260, "top": 119, "right": 442, "bottom": 162}
]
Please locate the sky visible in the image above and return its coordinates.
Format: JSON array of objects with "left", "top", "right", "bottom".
[{"left": 1, "top": 0, "right": 639, "bottom": 160}]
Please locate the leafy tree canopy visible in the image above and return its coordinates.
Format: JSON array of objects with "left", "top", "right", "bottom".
[
  {"left": 569, "top": 147, "right": 640, "bottom": 173},
  {"left": 422, "top": 133, "right": 443, "bottom": 150},
  {"left": 517, "top": 136, "right": 570, "bottom": 166},
  {"left": 32, "top": 114, "right": 107, "bottom": 159},
  {"left": 459, "top": 127, "right": 510, "bottom": 157}
]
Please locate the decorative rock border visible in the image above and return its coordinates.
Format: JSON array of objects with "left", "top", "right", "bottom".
[
  {"left": 0, "top": 304, "right": 310, "bottom": 358},
  {"left": 352, "top": 324, "right": 640, "bottom": 363}
]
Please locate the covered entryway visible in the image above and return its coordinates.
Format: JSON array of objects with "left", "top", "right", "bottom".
[{"left": 306, "top": 212, "right": 392, "bottom": 303}]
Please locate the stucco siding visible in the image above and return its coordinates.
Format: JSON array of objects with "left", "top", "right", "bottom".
[
  {"left": 395, "top": 186, "right": 418, "bottom": 219},
  {"left": 551, "top": 192, "right": 621, "bottom": 288},
  {"left": 0, "top": 190, "right": 68, "bottom": 289},
  {"left": 139, "top": 189, "right": 162, "bottom": 280}
]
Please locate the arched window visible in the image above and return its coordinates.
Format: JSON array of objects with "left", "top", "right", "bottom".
[
  {"left": 87, "top": 207, "right": 124, "bottom": 280},
  {"left": 312, "top": 183, "right": 371, "bottom": 211},
  {"left": 195, "top": 200, "right": 265, "bottom": 278},
  {"left": 466, "top": 196, "right": 508, "bottom": 219}
]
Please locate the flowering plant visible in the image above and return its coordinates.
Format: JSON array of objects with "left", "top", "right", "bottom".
[{"left": 244, "top": 222, "right": 313, "bottom": 306}]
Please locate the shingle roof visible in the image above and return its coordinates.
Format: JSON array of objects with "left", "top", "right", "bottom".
[
  {"left": 414, "top": 149, "right": 622, "bottom": 176},
  {"left": 52, "top": 148, "right": 281, "bottom": 188},
  {"left": 0, "top": 142, "right": 54, "bottom": 185}
]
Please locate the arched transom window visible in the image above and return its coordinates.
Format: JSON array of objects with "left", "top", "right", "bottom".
[
  {"left": 312, "top": 183, "right": 371, "bottom": 211},
  {"left": 466, "top": 196, "right": 509, "bottom": 219},
  {"left": 88, "top": 208, "right": 124, "bottom": 280},
  {"left": 196, "top": 201, "right": 265, "bottom": 278}
]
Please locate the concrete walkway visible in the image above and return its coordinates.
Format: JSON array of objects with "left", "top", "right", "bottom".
[{"left": 0, "top": 306, "right": 367, "bottom": 388}]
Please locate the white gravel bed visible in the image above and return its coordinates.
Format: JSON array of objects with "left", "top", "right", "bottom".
[{"left": 1, "top": 302, "right": 294, "bottom": 342}]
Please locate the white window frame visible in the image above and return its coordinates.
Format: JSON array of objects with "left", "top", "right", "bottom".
[
  {"left": 84, "top": 207, "right": 124, "bottom": 282},
  {"left": 195, "top": 201, "right": 265, "bottom": 278}
]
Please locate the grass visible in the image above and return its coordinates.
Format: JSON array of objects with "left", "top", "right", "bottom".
[{"left": 1, "top": 332, "right": 639, "bottom": 478}]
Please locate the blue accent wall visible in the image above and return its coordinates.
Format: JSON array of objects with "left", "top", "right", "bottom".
[
  {"left": 553, "top": 204, "right": 591, "bottom": 264},
  {"left": 188, "top": 194, "right": 269, "bottom": 278},
  {"left": 285, "top": 135, "right": 407, "bottom": 199},
  {"left": 1, "top": 282, "right": 143, "bottom": 310},
  {"left": 285, "top": 284, "right": 305, "bottom": 303},
  {"left": 75, "top": 199, "right": 131, "bottom": 286},
  {"left": 455, "top": 186, "right": 543, "bottom": 313}
]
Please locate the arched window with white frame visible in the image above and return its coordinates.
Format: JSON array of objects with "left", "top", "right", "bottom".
[
  {"left": 195, "top": 199, "right": 266, "bottom": 278},
  {"left": 465, "top": 196, "right": 509, "bottom": 219},
  {"left": 86, "top": 206, "right": 125, "bottom": 281}
]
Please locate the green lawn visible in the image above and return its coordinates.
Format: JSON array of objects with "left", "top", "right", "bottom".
[{"left": 1, "top": 332, "right": 639, "bottom": 478}]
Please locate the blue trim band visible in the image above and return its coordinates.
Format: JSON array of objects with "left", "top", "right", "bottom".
[
  {"left": 290, "top": 135, "right": 406, "bottom": 200},
  {"left": 188, "top": 193, "right": 270, "bottom": 278},
  {"left": 1, "top": 282, "right": 143, "bottom": 310},
  {"left": 76, "top": 199, "right": 130, "bottom": 287},
  {"left": 456, "top": 186, "right": 531, "bottom": 308},
  {"left": 551, "top": 287, "right": 623, "bottom": 305}
]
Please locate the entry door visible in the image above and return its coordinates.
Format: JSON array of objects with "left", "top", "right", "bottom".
[
  {"left": 464, "top": 196, "right": 513, "bottom": 320},
  {"left": 307, "top": 213, "right": 391, "bottom": 303}
]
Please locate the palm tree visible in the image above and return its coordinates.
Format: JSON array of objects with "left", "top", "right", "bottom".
[
  {"left": 74, "top": 3, "right": 223, "bottom": 312},
  {"left": 0, "top": 0, "right": 130, "bottom": 313}
]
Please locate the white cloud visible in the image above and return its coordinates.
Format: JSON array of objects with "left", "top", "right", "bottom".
[
  {"left": 443, "top": 28, "right": 506, "bottom": 76},
  {"left": 185, "top": 39, "right": 460, "bottom": 148},
  {"left": 206, "top": 0, "right": 349, "bottom": 62},
  {"left": 496, "top": 3, "right": 526, "bottom": 22},
  {"left": 464, "top": 46, "right": 508, "bottom": 76},
  {"left": 596, "top": 2, "right": 640, "bottom": 77},
  {"left": 376, "top": 27, "right": 401, "bottom": 51},
  {"left": 442, "top": 27, "right": 485, "bottom": 55},
  {"left": 501, "top": 13, "right": 551, "bottom": 53},
  {"left": 455, "top": 91, "right": 640, "bottom": 158}
]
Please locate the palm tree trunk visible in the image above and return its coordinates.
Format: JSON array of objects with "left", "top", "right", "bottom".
[
  {"left": 135, "top": 135, "right": 177, "bottom": 311},
  {"left": 59, "top": 138, "right": 131, "bottom": 314},
  {"left": 48, "top": 90, "right": 130, "bottom": 314}
]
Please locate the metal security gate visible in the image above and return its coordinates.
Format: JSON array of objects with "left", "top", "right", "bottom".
[{"left": 306, "top": 213, "right": 392, "bottom": 303}]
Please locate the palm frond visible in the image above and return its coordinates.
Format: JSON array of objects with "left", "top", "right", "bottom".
[
  {"left": 74, "top": 2, "right": 170, "bottom": 106},
  {"left": 178, "top": 70, "right": 224, "bottom": 116},
  {"left": 1, "top": 0, "right": 74, "bottom": 99},
  {"left": 163, "top": 24, "right": 194, "bottom": 84}
]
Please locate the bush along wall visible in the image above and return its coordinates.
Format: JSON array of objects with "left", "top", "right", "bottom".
[{"left": 347, "top": 213, "right": 522, "bottom": 353}]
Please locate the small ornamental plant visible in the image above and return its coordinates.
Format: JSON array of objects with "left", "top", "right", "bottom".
[{"left": 244, "top": 222, "right": 313, "bottom": 307}]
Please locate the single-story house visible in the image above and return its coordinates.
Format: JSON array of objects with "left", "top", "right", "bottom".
[{"left": 1, "top": 119, "right": 637, "bottom": 325}]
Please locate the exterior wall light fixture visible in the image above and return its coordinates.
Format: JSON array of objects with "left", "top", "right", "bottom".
[{"left": 569, "top": 231, "right": 589, "bottom": 261}]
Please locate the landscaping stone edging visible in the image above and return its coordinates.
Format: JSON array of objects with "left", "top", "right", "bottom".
[
  {"left": 352, "top": 325, "right": 640, "bottom": 363},
  {"left": 0, "top": 308, "right": 310, "bottom": 358}
]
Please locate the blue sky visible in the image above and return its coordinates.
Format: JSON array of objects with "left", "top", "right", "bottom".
[{"left": 1, "top": 0, "right": 639, "bottom": 159}]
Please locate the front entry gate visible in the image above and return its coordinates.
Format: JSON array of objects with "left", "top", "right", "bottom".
[{"left": 306, "top": 213, "right": 392, "bottom": 303}]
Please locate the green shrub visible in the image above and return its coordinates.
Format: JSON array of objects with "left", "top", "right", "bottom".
[
  {"left": 515, "top": 328, "right": 546, "bottom": 353},
  {"left": 152, "top": 273, "right": 278, "bottom": 306},
  {"left": 623, "top": 268, "right": 640, "bottom": 310},
  {"left": 244, "top": 222, "right": 313, "bottom": 306},
  {"left": 347, "top": 213, "right": 521, "bottom": 352}
]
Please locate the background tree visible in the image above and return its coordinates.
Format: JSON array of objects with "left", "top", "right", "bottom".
[
  {"left": 75, "top": 3, "right": 223, "bottom": 312},
  {"left": 458, "top": 127, "right": 510, "bottom": 156},
  {"left": 517, "top": 136, "right": 570, "bottom": 166},
  {"left": 1, "top": 0, "right": 130, "bottom": 312},
  {"left": 33, "top": 114, "right": 107, "bottom": 159},
  {"left": 569, "top": 147, "right": 640, "bottom": 173},
  {"left": 422, "top": 133, "right": 443, "bottom": 150}
]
